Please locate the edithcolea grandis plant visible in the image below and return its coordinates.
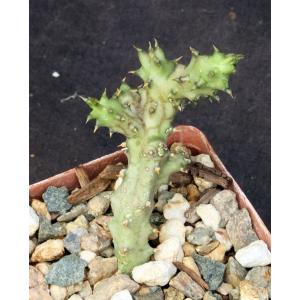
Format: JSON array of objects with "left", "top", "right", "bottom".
[{"left": 83, "top": 40, "right": 242, "bottom": 273}]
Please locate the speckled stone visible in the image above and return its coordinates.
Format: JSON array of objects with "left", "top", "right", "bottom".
[
  {"left": 193, "top": 253, "right": 225, "bottom": 290},
  {"left": 134, "top": 286, "right": 164, "bottom": 300},
  {"left": 45, "top": 254, "right": 87, "bottom": 286},
  {"left": 163, "top": 286, "right": 185, "bottom": 300},
  {"left": 245, "top": 266, "right": 271, "bottom": 296},
  {"left": 150, "top": 212, "right": 166, "bottom": 226},
  {"left": 63, "top": 228, "right": 88, "bottom": 253},
  {"left": 38, "top": 217, "right": 67, "bottom": 243},
  {"left": 203, "top": 291, "right": 222, "bottom": 300},
  {"left": 224, "top": 257, "right": 247, "bottom": 288},
  {"left": 87, "top": 191, "right": 112, "bottom": 217},
  {"left": 187, "top": 226, "right": 216, "bottom": 246},
  {"left": 42, "top": 186, "right": 72, "bottom": 215},
  {"left": 57, "top": 204, "right": 87, "bottom": 222}
]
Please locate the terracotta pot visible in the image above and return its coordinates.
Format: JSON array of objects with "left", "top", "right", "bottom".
[{"left": 29, "top": 125, "right": 271, "bottom": 250}]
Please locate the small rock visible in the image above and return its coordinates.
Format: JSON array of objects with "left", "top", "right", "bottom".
[
  {"left": 134, "top": 286, "right": 164, "bottom": 300},
  {"left": 87, "top": 191, "right": 112, "bottom": 217},
  {"left": 187, "top": 226, "right": 216, "bottom": 246},
  {"left": 100, "top": 246, "right": 114, "bottom": 258},
  {"left": 57, "top": 204, "right": 87, "bottom": 222},
  {"left": 163, "top": 193, "right": 190, "bottom": 223},
  {"left": 185, "top": 226, "right": 194, "bottom": 237},
  {"left": 50, "top": 285, "right": 67, "bottom": 300},
  {"left": 29, "top": 239, "right": 36, "bottom": 255},
  {"left": 226, "top": 208, "right": 258, "bottom": 251},
  {"left": 215, "top": 228, "right": 232, "bottom": 251},
  {"left": 210, "top": 190, "right": 238, "bottom": 227},
  {"left": 45, "top": 254, "right": 87, "bottom": 286},
  {"left": 38, "top": 217, "right": 67, "bottom": 243},
  {"left": 193, "top": 177, "right": 215, "bottom": 193},
  {"left": 183, "top": 242, "right": 196, "bottom": 256},
  {"left": 132, "top": 261, "right": 177, "bottom": 286},
  {"left": 111, "top": 290, "right": 133, "bottom": 300},
  {"left": 31, "top": 239, "right": 64, "bottom": 262},
  {"left": 186, "top": 184, "right": 200, "bottom": 202},
  {"left": 169, "top": 271, "right": 205, "bottom": 300},
  {"left": 149, "top": 227, "right": 159, "bottom": 241},
  {"left": 169, "top": 171, "right": 192, "bottom": 187},
  {"left": 182, "top": 256, "right": 201, "bottom": 275},
  {"left": 79, "top": 250, "right": 97, "bottom": 263},
  {"left": 245, "top": 266, "right": 271, "bottom": 296},
  {"left": 35, "top": 262, "right": 51, "bottom": 275},
  {"left": 239, "top": 280, "right": 269, "bottom": 300},
  {"left": 203, "top": 291, "right": 222, "bottom": 300},
  {"left": 150, "top": 212, "right": 166, "bottom": 226},
  {"left": 64, "top": 228, "right": 88, "bottom": 253},
  {"left": 29, "top": 286, "right": 52, "bottom": 300},
  {"left": 94, "top": 215, "right": 112, "bottom": 231},
  {"left": 158, "top": 184, "right": 169, "bottom": 194},
  {"left": 191, "top": 154, "right": 215, "bottom": 168},
  {"left": 29, "top": 206, "right": 40, "bottom": 236},
  {"left": 199, "top": 189, "right": 221, "bottom": 205},
  {"left": 29, "top": 265, "right": 48, "bottom": 290},
  {"left": 196, "top": 240, "right": 220, "bottom": 255},
  {"left": 80, "top": 233, "right": 101, "bottom": 253},
  {"left": 185, "top": 201, "right": 201, "bottom": 224},
  {"left": 87, "top": 256, "right": 118, "bottom": 285},
  {"left": 42, "top": 186, "right": 72, "bottom": 214},
  {"left": 229, "top": 288, "right": 240, "bottom": 300},
  {"left": 205, "top": 244, "right": 226, "bottom": 263},
  {"left": 79, "top": 280, "right": 93, "bottom": 298},
  {"left": 164, "top": 286, "right": 185, "bottom": 300},
  {"left": 154, "top": 237, "right": 184, "bottom": 263},
  {"left": 159, "top": 219, "right": 186, "bottom": 245},
  {"left": 196, "top": 204, "right": 221, "bottom": 230},
  {"left": 192, "top": 253, "right": 226, "bottom": 290},
  {"left": 67, "top": 282, "right": 83, "bottom": 296},
  {"left": 87, "top": 274, "right": 139, "bottom": 300},
  {"left": 89, "top": 220, "right": 112, "bottom": 240},
  {"left": 155, "top": 191, "right": 173, "bottom": 212},
  {"left": 66, "top": 215, "right": 89, "bottom": 233},
  {"left": 224, "top": 257, "right": 247, "bottom": 288},
  {"left": 68, "top": 296, "right": 83, "bottom": 300},
  {"left": 217, "top": 282, "right": 233, "bottom": 295},
  {"left": 235, "top": 240, "right": 271, "bottom": 268},
  {"left": 32, "top": 199, "right": 51, "bottom": 220}
]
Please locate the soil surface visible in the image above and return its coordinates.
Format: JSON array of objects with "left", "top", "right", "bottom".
[{"left": 29, "top": 0, "right": 270, "bottom": 229}]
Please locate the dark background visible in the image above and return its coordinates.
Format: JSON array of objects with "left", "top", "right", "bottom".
[{"left": 30, "top": 0, "right": 271, "bottom": 229}]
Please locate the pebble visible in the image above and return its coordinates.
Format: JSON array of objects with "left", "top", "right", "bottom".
[
  {"left": 185, "top": 201, "right": 201, "bottom": 224},
  {"left": 89, "top": 221, "right": 112, "bottom": 240},
  {"left": 31, "top": 239, "right": 64, "bottom": 262},
  {"left": 68, "top": 296, "right": 83, "bottom": 300},
  {"left": 31, "top": 199, "right": 51, "bottom": 220},
  {"left": 57, "top": 204, "right": 87, "bottom": 222},
  {"left": 79, "top": 281, "right": 93, "bottom": 298},
  {"left": 187, "top": 226, "right": 216, "bottom": 246},
  {"left": 111, "top": 290, "right": 133, "bottom": 300},
  {"left": 64, "top": 228, "right": 88, "bottom": 253},
  {"left": 163, "top": 193, "right": 190, "bottom": 223},
  {"left": 229, "top": 288, "right": 240, "bottom": 300},
  {"left": 191, "top": 154, "right": 215, "bottom": 168},
  {"left": 134, "top": 286, "right": 164, "bottom": 300},
  {"left": 42, "top": 186, "right": 72, "bottom": 215},
  {"left": 239, "top": 280, "right": 269, "bottom": 300},
  {"left": 29, "top": 265, "right": 48, "bottom": 290},
  {"left": 182, "top": 242, "right": 196, "bottom": 256},
  {"left": 224, "top": 257, "right": 247, "bottom": 288},
  {"left": 154, "top": 237, "right": 184, "bottom": 263},
  {"left": 94, "top": 215, "right": 112, "bottom": 231},
  {"left": 132, "top": 261, "right": 177, "bottom": 286},
  {"left": 186, "top": 184, "right": 200, "bottom": 202},
  {"left": 150, "top": 212, "right": 166, "bottom": 226},
  {"left": 87, "top": 256, "right": 118, "bottom": 285},
  {"left": 66, "top": 215, "right": 89, "bottom": 233},
  {"left": 185, "top": 226, "right": 194, "bottom": 237},
  {"left": 87, "top": 191, "right": 112, "bottom": 217},
  {"left": 182, "top": 256, "right": 201, "bottom": 275},
  {"left": 196, "top": 240, "right": 220, "bottom": 255},
  {"left": 29, "top": 286, "right": 52, "bottom": 300},
  {"left": 164, "top": 286, "right": 185, "bottom": 300},
  {"left": 205, "top": 244, "right": 226, "bottom": 263},
  {"left": 29, "top": 239, "right": 36, "bottom": 255},
  {"left": 158, "top": 184, "right": 169, "bottom": 194},
  {"left": 100, "top": 246, "right": 114, "bottom": 258},
  {"left": 79, "top": 250, "right": 97, "bottom": 263},
  {"left": 245, "top": 266, "right": 271, "bottom": 296},
  {"left": 203, "top": 291, "right": 221, "bottom": 300},
  {"left": 217, "top": 282, "right": 233, "bottom": 295},
  {"left": 169, "top": 271, "right": 205, "bottom": 300},
  {"left": 50, "top": 285, "right": 67, "bottom": 300},
  {"left": 210, "top": 190, "right": 238, "bottom": 227},
  {"left": 196, "top": 204, "right": 221, "bottom": 230},
  {"left": 235, "top": 240, "right": 271, "bottom": 268},
  {"left": 35, "top": 262, "right": 51, "bottom": 275},
  {"left": 38, "top": 217, "right": 67, "bottom": 243},
  {"left": 45, "top": 254, "right": 87, "bottom": 286},
  {"left": 87, "top": 274, "right": 139, "bottom": 300},
  {"left": 67, "top": 282, "right": 83, "bottom": 296},
  {"left": 159, "top": 219, "right": 186, "bottom": 245},
  {"left": 80, "top": 233, "right": 102, "bottom": 253},
  {"left": 193, "top": 176, "right": 215, "bottom": 193},
  {"left": 192, "top": 253, "right": 226, "bottom": 290},
  {"left": 215, "top": 228, "right": 232, "bottom": 251},
  {"left": 29, "top": 206, "right": 40, "bottom": 236},
  {"left": 226, "top": 208, "right": 258, "bottom": 251}
]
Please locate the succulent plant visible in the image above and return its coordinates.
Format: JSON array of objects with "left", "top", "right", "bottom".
[{"left": 83, "top": 40, "right": 242, "bottom": 273}]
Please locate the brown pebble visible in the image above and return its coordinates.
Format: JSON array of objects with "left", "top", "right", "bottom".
[
  {"left": 169, "top": 171, "right": 192, "bottom": 187},
  {"left": 187, "top": 184, "right": 200, "bottom": 202}
]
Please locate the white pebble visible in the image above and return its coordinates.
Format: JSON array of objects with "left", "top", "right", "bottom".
[
  {"left": 111, "top": 289, "right": 133, "bottom": 300},
  {"left": 235, "top": 240, "right": 271, "bottom": 268},
  {"left": 215, "top": 228, "right": 233, "bottom": 251},
  {"left": 158, "top": 184, "right": 169, "bottom": 194},
  {"left": 154, "top": 237, "right": 184, "bottom": 263},
  {"left": 191, "top": 154, "right": 215, "bottom": 168},
  {"left": 79, "top": 250, "right": 97, "bottom": 263},
  {"left": 52, "top": 71, "right": 60, "bottom": 78},
  {"left": 132, "top": 261, "right": 177, "bottom": 286},
  {"left": 29, "top": 206, "right": 39, "bottom": 237},
  {"left": 196, "top": 204, "right": 221, "bottom": 230},
  {"left": 163, "top": 193, "right": 190, "bottom": 223},
  {"left": 160, "top": 219, "right": 186, "bottom": 245},
  {"left": 50, "top": 285, "right": 67, "bottom": 300},
  {"left": 68, "top": 295, "right": 82, "bottom": 300}
]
